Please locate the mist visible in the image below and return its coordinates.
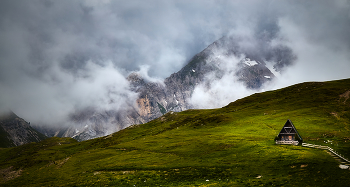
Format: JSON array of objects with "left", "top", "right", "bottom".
[
  {"left": 0, "top": 0, "right": 350, "bottom": 127},
  {"left": 189, "top": 0, "right": 350, "bottom": 109},
  {"left": 189, "top": 54, "right": 255, "bottom": 109}
]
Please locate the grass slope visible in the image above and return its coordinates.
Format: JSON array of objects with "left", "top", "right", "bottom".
[{"left": 1, "top": 79, "right": 350, "bottom": 186}]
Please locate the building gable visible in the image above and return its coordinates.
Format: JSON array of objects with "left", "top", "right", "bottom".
[{"left": 276, "top": 119, "right": 303, "bottom": 145}]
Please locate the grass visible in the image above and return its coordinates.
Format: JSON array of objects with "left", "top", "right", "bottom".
[
  {"left": 157, "top": 102, "right": 167, "bottom": 115},
  {"left": 0, "top": 78, "right": 350, "bottom": 186}
]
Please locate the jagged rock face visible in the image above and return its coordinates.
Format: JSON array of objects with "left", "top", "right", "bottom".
[
  {"left": 129, "top": 36, "right": 277, "bottom": 122},
  {"left": 128, "top": 72, "right": 168, "bottom": 121},
  {"left": 235, "top": 58, "right": 275, "bottom": 89},
  {"left": 0, "top": 111, "right": 46, "bottom": 147}
]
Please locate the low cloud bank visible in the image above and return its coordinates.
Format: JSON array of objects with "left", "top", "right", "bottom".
[
  {"left": 0, "top": 0, "right": 349, "bottom": 128},
  {"left": 0, "top": 61, "right": 138, "bottom": 127}
]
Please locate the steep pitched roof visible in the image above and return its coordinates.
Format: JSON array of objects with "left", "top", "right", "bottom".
[
  {"left": 278, "top": 119, "right": 302, "bottom": 141},
  {"left": 280, "top": 128, "right": 287, "bottom": 133}
]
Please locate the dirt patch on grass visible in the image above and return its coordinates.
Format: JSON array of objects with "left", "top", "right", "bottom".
[
  {"left": 160, "top": 116, "right": 166, "bottom": 122},
  {"left": 104, "top": 134, "right": 113, "bottom": 139},
  {"left": 0, "top": 166, "right": 22, "bottom": 183},
  {"left": 340, "top": 90, "right": 350, "bottom": 104},
  {"left": 121, "top": 171, "right": 135, "bottom": 174},
  {"left": 55, "top": 157, "right": 70, "bottom": 168},
  {"left": 330, "top": 112, "right": 340, "bottom": 119}
]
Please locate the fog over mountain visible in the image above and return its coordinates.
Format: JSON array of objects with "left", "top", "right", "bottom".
[{"left": 0, "top": 0, "right": 350, "bottom": 131}]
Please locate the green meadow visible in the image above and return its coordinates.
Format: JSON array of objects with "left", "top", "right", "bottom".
[{"left": 1, "top": 78, "right": 350, "bottom": 186}]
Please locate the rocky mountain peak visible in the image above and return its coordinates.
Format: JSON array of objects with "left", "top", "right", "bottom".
[
  {"left": 0, "top": 111, "right": 46, "bottom": 147},
  {"left": 127, "top": 72, "right": 145, "bottom": 85}
]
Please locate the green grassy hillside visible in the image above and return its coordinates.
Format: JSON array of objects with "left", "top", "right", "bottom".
[{"left": 1, "top": 79, "right": 350, "bottom": 186}]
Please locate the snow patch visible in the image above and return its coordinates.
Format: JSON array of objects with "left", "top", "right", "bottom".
[
  {"left": 265, "top": 61, "right": 280, "bottom": 77},
  {"left": 264, "top": 76, "right": 271, "bottom": 79},
  {"left": 75, "top": 129, "right": 79, "bottom": 134},
  {"left": 244, "top": 58, "right": 258, "bottom": 66},
  {"left": 174, "top": 94, "right": 179, "bottom": 105},
  {"left": 192, "top": 69, "right": 195, "bottom": 72},
  {"left": 84, "top": 125, "right": 88, "bottom": 128}
]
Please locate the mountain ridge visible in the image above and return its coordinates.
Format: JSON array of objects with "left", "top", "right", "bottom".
[
  {"left": 34, "top": 35, "right": 292, "bottom": 141},
  {"left": 1, "top": 78, "right": 350, "bottom": 186},
  {"left": 0, "top": 110, "right": 46, "bottom": 148}
]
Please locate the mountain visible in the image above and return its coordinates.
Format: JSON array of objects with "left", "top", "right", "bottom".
[
  {"left": 1, "top": 78, "right": 350, "bottom": 186},
  {"left": 33, "top": 107, "right": 145, "bottom": 141},
  {"left": 133, "top": 36, "right": 277, "bottom": 121},
  {"left": 35, "top": 36, "right": 292, "bottom": 141},
  {"left": 0, "top": 111, "right": 46, "bottom": 147}
]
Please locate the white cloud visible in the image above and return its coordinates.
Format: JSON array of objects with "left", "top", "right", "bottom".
[
  {"left": 189, "top": 52, "right": 255, "bottom": 109},
  {"left": 0, "top": 60, "right": 137, "bottom": 127},
  {"left": 0, "top": 0, "right": 349, "bottom": 128},
  {"left": 190, "top": 74, "right": 254, "bottom": 109}
]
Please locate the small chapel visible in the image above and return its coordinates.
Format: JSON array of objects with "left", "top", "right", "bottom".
[{"left": 275, "top": 119, "right": 302, "bottom": 145}]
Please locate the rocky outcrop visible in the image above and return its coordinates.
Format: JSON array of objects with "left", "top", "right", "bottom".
[
  {"left": 130, "top": 36, "right": 277, "bottom": 122},
  {"left": 0, "top": 111, "right": 46, "bottom": 147}
]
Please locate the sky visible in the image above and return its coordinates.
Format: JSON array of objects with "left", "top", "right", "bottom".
[{"left": 0, "top": 0, "right": 350, "bottom": 126}]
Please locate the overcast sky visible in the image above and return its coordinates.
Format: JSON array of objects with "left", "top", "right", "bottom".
[{"left": 0, "top": 0, "right": 350, "bottom": 125}]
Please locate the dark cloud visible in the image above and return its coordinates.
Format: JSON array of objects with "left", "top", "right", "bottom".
[{"left": 0, "top": 0, "right": 349, "bottom": 125}]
